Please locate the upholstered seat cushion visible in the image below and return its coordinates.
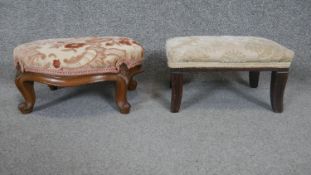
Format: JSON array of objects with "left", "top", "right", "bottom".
[
  {"left": 14, "top": 37, "right": 144, "bottom": 76},
  {"left": 166, "top": 36, "right": 294, "bottom": 68}
]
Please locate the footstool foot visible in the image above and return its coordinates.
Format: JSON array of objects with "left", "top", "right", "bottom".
[
  {"left": 170, "top": 72, "right": 183, "bottom": 113},
  {"left": 270, "top": 71, "right": 288, "bottom": 113},
  {"left": 249, "top": 71, "right": 260, "bottom": 88},
  {"left": 118, "top": 103, "right": 131, "bottom": 114},
  {"left": 116, "top": 76, "right": 131, "bottom": 114},
  {"left": 15, "top": 75, "right": 36, "bottom": 114}
]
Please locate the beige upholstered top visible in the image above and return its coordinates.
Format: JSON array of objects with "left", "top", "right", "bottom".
[
  {"left": 166, "top": 36, "right": 294, "bottom": 68},
  {"left": 14, "top": 37, "right": 144, "bottom": 76}
]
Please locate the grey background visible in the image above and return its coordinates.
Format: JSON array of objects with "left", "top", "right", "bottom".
[{"left": 1, "top": 0, "right": 311, "bottom": 175}]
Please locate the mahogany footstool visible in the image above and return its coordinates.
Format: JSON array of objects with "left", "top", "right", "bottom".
[
  {"left": 166, "top": 36, "right": 294, "bottom": 113},
  {"left": 14, "top": 37, "right": 144, "bottom": 114}
]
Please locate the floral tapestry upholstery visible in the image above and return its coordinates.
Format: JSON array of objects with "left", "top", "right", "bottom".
[
  {"left": 14, "top": 37, "right": 144, "bottom": 76},
  {"left": 166, "top": 36, "right": 294, "bottom": 68}
]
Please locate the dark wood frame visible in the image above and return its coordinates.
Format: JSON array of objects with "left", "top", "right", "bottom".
[
  {"left": 170, "top": 67, "right": 289, "bottom": 113},
  {"left": 15, "top": 64, "right": 143, "bottom": 114}
]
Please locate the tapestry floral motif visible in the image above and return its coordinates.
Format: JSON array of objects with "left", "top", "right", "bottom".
[{"left": 53, "top": 60, "right": 61, "bottom": 68}]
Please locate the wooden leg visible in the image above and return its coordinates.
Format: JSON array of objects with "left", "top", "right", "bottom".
[
  {"left": 126, "top": 64, "right": 143, "bottom": 91},
  {"left": 170, "top": 72, "right": 183, "bottom": 113},
  {"left": 115, "top": 77, "right": 130, "bottom": 114},
  {"left": 15, "top": 75, "right": 36, "bottom": 114},
  {"left": 127, "top": 77, "right": 137, "bottom": 91},
  {"left": 270, "top": 71, "right": 288, "bottom": 113},
  {"left": 48, "top": 85, "right": 58, "bottom": 91},
  {"left": 249, "top": 71, "right": 260, "bottom": 88}
]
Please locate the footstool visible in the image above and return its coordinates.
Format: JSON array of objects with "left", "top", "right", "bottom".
[
  {"left": 166, "top": 36, "right": 294, "bottom": 113},
  {"left": 14, "top": 36, "right": 144, "bottom": 114}
]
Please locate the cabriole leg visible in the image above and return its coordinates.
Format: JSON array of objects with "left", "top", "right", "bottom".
[
  {"left": 115, "top": 77, "right": 131, "bottom": 114},
  {"left": 15, "top": 75, "right": 36, "bottom": 114}
]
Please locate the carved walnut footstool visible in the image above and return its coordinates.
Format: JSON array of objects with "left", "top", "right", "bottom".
[
  {"left": 14, "top": 37, "right": 144, "bottom": 114},
  {"left": 166, "top": 36, "right": 294, "bottom": 113}
]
